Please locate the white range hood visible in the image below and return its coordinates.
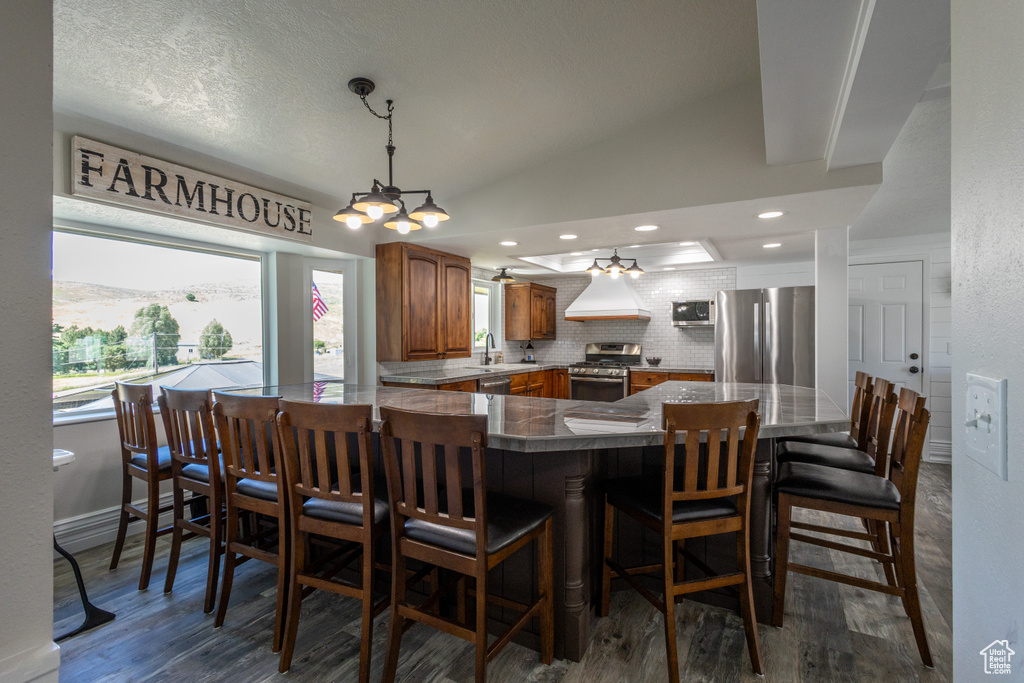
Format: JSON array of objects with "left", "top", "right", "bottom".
[{"left": 564, "top": 275, "right": 651, "bottom": 321}]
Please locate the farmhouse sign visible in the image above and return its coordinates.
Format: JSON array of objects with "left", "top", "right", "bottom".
[{"left": 71, "top": 136, "right": 313, "bottom": 242}]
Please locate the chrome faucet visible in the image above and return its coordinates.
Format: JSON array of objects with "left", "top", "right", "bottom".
[{"left": 483, "top": 332, "right": 496, "bottom": 365}]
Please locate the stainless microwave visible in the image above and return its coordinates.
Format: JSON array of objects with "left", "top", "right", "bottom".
[{"left": 671, "top": 299, "right": 715, "bottom": 326}]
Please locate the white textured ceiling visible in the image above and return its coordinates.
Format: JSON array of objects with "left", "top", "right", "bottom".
[
  {"left": 52, "top": 0, "right": 949, "bottom": 273},
  {"left": 54, "top": 0, "right": 759, "bottom": 204}
]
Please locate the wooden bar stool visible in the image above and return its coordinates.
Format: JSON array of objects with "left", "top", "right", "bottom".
[
  {"left": 211, "top": 391, "right": 288, "bottom": 652},
  {"left": 378, "top": 407, "right": 554, "bottom": 683},
  {"left": 777, "top": 371, "right": 873, "bottom": 450},
  {"left": 774, "top": 388, "right": 933, "bottom": 667},
  {"left": 777, "top": 377, "right": 899, "bottom": 477},
  {"left": 109, "top": 381, "right": 174, "bottom": 590},
  {"left": 600, "top": 399, "right": 764, "bottom": 682},
  {"left": 275, "top": 400, "right": 389, "bottom": 679},
  {"left": 158, "top": 387, "right": 223, "bottom": 613}
]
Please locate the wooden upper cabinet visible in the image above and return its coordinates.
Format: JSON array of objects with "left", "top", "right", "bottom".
[
  {"left": 442, "top": 257, "right": 473, "bottom": 356},
  {"left": 505, "top": 282, "right": 557, "bottom": 340},
  {"left": 376, "top": 242, "right": 472, "bottom": 362}
]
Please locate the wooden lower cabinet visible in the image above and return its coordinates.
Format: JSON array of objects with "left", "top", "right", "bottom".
[
  {"left": 439, "top": 379, "right": 479, "bottom": 392},
  {"left": 552, "top": 368, "right": 569, "bottom": 400},
  {"left": 381, "top": 379, "right": 479, "bottom": 392},
  {"left": 510, "top": 370, "right": 551, "bottom": 397},
  {"left": 630, "top": 370, "right": 714, "bottom": 395}
]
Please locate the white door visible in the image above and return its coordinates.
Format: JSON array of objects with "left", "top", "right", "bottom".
[{"left": 848, "top": 261, "right": 924, "bottom": 402}]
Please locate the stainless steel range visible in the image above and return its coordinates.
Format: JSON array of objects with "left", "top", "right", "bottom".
[{"left": 569, "top": 342, "right": 641, "bottom": 402}]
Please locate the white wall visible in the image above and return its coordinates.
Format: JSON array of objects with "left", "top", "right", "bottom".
[
  {"left": 815, "top": 227, "right": 850, "bottom": 408},
  {"left": 951, "top": 3, "right": 1024, "bottom": 678},
  {"left": 0, "top": 3, "right": 60, "bottom": 681}
]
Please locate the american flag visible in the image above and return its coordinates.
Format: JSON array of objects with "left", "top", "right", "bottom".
[
  {"left": 312, "top": 282, "right": 329, "bottom": 321},
  {"left": 313, "top": 381, "right": 327, "bottom": 403}
]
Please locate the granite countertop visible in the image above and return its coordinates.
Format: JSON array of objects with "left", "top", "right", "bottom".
[
  {"left": 379, "top": 363, "right": 713, "bottom": 385},
  {"left": 234, "top": 381, "right": 846, "bottom": 452}
]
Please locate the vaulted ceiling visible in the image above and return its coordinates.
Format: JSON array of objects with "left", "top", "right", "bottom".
[{"left": 52, "top": 0, "right": 950, "bottom": 272}]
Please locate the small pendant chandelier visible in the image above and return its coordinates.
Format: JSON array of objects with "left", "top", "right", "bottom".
[
  {"left": 334, "top": 78, "right": 450, "bottom": 235},
  {"left": 585, "top": 249, "right": 645, "bottom": 279}
]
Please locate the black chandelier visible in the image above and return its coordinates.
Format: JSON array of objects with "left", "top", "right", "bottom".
[
  {"left": 333, "top": 77, "right": 450, "bottom": 234},
  {"left": 585, "top": 249, "right": 644, "bottom": 279}
]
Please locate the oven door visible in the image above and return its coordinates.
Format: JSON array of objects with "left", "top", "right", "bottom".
[{"left": 570, "top": 375, "right": 629, "bottom": 402}]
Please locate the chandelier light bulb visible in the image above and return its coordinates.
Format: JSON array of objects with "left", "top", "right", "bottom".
[
  {"left": 609, "top": 269, "right": 620, "bottom": 279},
  {"left": 423, "top": 214, "right": 439, "bottom": 228},
  {"left": 630, "top": 270, "right": 641, "bottom": 279},
  {"left": 345, "top": 215, "right": 363, "bottom": 229},
  {"left": 367, "top": 205, "right": 384, "bottom": 220},
  {"left": 397, "top": 221, "right": 411, "bottom": 234}
]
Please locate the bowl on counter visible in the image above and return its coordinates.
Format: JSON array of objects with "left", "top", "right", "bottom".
[{"left": 646, "top": 357, "right": 661, "bottom": 366}]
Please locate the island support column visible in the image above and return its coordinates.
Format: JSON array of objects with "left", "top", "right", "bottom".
[{"left": 532, "top": 448, "right": 596, "bottom": 662}]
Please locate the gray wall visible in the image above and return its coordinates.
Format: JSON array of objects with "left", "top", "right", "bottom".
[
  {"left": 952, "top": 2, "right": 1023, "bottom": 678},
  {"left": 0, "top": 2, "right": 60, "bottom": 681}
]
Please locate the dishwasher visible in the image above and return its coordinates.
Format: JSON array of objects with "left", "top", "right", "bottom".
[{"left": 477, "top": 374, "right": 511, "bottom": 395}]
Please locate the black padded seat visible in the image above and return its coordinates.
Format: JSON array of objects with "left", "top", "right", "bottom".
[
  {"left": 180, "top": 456, "right": 225, "bottom": 484},
  {"left": 130, "top": 445, "right": 172, "bottom": 471},
  {"left": 304, "top": 496, "right": 388, "bottom": 526},
  {"left": 603, "top": 476, "right": 738, "bottom": 524},
  {"left": 236, "top": 478, "right": 279, "bottom": 502},
  {"left": 776, "top": 441, "right": 875, "bottom": 475},
  {"left": 777, "top": 431, "right": 858, "bottom": 450},
  {"left": 775, "top": 462, "right": 900, "bottom": 511},
  {"left": 404, "top": 491, "right": 553, "bottom": 556}
]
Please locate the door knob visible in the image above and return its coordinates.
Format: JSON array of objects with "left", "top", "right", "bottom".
[
  {"left": 909, "top": 366, "right": 920, "bottom": 374},
  {"left": 910, "top": 352, "right": 919, "bottom": 360}
]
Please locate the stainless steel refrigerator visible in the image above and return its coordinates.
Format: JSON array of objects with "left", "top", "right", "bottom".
[{"left": 713, "top": 286, "right": 815, "bottom": 387}]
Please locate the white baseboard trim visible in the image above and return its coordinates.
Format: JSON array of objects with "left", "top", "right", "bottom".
[
  {"left": 53, "top": 492, "right": 176, "bottom": 554},
  {"left": 0, "top": 641, "right": 60, "bottom": 683},
  {"left": 929, "top": 439, "right": 952, "bottom": 464}
]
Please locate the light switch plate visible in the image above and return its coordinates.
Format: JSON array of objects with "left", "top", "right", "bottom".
[{"left": 965, "top": 373, "right": 1008, "bottom": 480}]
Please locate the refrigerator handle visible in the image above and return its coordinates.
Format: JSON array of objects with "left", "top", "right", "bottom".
[
  {"left": 753, "top": 302, "right": 761, "bottom": 380},
  {"left": 764, "top": 301, "right": 772, "bottom": 382}
]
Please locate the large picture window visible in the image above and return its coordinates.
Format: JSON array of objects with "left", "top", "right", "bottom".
[
  {"left": 52, "top": 230, "right": 264, "bottom": 415},
  {"left": 312, "top": 268, "right": 344, "bottom": 380}
]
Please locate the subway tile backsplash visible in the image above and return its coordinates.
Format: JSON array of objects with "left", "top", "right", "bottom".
[
  {"left": 377, "top": 266, "right": 736, "bottom": 378},
  {"left": 525, "top": 267, "right": 735, "bottom": 368}
]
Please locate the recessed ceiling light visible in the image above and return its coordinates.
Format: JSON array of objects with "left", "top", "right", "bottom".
[
  {"left": 560, "top": 234, "right": 577, "bottom": 240},
  {"left": 758, "top": 211, "right": 784, "bottom": 219},
  {"left": 763, "top": 242, "right": 782, "bottom": 249},
  {"left": 628, "top": 245, "right": 641, "bottom": 248},
  {"left": 591, "top": 248, "right": 601, "bottom": 252},
  {"left": 679, "top": 241, "right": 697, "bottom": 246},
  {"left": 634, "top": 225, "right": 659, "bottom": 232},
  {"left": 663, "top": 267, "right": 676, "bottom": 271},
  {"left": 569, "top": 251, "right": 583, "bottom": 256},
  {"left": 499, "top": 240, "right": 518, "bottom": 246}
]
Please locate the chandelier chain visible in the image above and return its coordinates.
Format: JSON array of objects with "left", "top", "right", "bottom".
[{"left": 359, "top": 95, "right": 394, "bottom": 147}]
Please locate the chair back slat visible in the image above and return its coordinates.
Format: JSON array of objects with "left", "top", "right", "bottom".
[
  {"left": 113, "top": 382, "right": 159, "bottom": 466},
  {"left": 380, "top": 407, "right": 489, "bottom": 551},
  {"left": 334, "top": 430, "right": 352, "bottom": 497},
  {"left": 213, "top": 392, "right": 280, "bottom": 485},
  {"left": 851, "top": 371, "right": 874, "bottom": 446},
  {"left": 445, "top": 444, "right": 463, "bottom": 518},
  {"left": 663, "top": 400, "right": 760, "bottom": 511},
  {"left": 887, "top": 388, "right": 930, "bottom": 510},
  {"left": 158, "top": 387, "right": 217, "bottom": 473},
  {"left": 861, "top": 378, "right": 898, "bottom": 476},
  {"left": 275, "top": 401, "right": 374, "bottom": 515}
]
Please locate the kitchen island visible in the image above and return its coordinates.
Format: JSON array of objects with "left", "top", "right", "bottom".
[{"left": 232, "top": 381, "right": 847, "bottom": 661}]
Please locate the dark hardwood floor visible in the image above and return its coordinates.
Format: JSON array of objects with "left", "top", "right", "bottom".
[{"left": 54, "top": 463, "right": 951, "bottom": 682}]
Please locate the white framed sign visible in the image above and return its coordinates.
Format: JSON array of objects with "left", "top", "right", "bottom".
[{"left": 71, "top": 136, "right": 313, "bottom": 242}]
